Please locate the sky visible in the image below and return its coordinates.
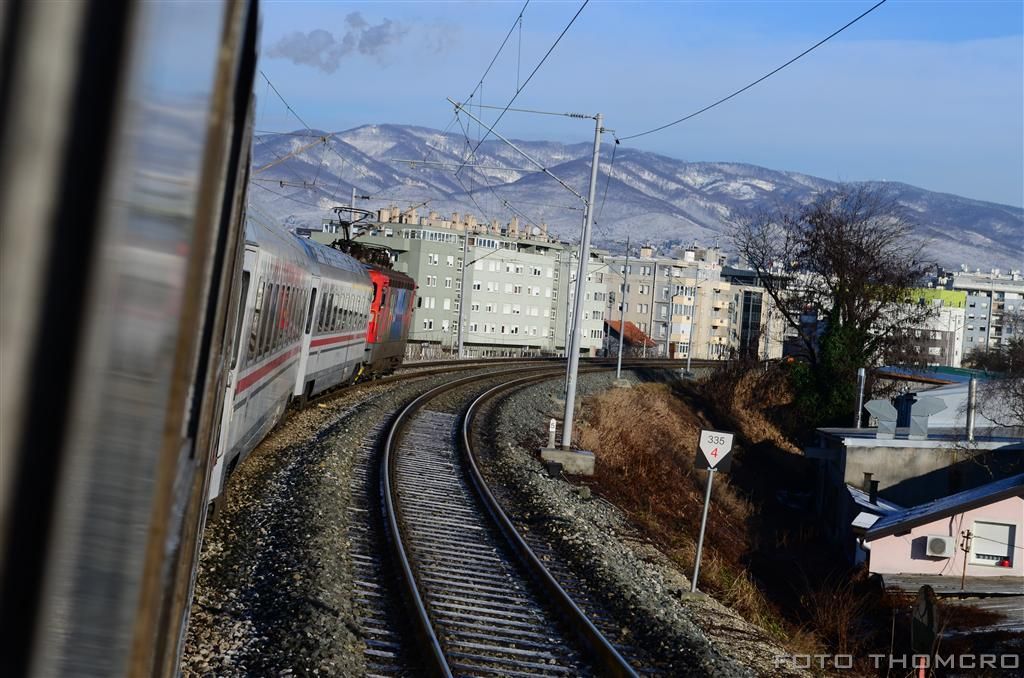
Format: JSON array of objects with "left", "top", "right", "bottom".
[{"left": 256, "top": 0, "right": 1024, "bottom": 207}]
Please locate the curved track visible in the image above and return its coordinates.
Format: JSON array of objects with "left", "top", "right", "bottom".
[{"left": 380, "top": 362, "right": 696, "bottom": 676}]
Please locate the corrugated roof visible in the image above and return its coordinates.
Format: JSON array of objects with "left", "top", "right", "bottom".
[
  {"left": 865, "top": 473, "right": 1024, "bottom": 541},
  {"left": 847, "top": 485, "right": 905, "bottom": 514},
  {"left": 605, "top": 320, "right": 656, "bottom": 348}
]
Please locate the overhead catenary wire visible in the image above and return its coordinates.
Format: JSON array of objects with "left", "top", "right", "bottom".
[
  {"left": 453, "top": 109, "right": 543, "bottom": 228},
  {"left": 419, "top": 2, "right": 528, "bottom": 168},
  {"left": 618, "top": 0, "right": 889, "bottom": 142},
  {"left": 455, "top": 117, "right": 545, "bottom": 229},
  {"left": 454, "top": 0, "right": 589, "bottom": 177},
  {"left": 594, "top": 138, "right": 619, "bottom": 235}
]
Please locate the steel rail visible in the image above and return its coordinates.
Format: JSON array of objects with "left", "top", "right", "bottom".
[
  {"left": 461, "top": 372, "right": 640, "bottom": 678},
  {"left": 380, "top": 365, "right": 566, "bottom": 677},
  {"left": 381, "top": 359, "right": 700, "bottom": 675}
]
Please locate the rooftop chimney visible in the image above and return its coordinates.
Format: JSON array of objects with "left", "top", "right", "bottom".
[
  {"left": 869, "top": 480, "right": 879, "bottom": 505},
  {"left": 862, "top": 472, "right": 873, "bottom": 492}
]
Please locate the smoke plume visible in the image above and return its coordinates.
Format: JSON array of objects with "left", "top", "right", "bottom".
[{"left": 268, "top": 12, "right": 412, "bottom": 73}]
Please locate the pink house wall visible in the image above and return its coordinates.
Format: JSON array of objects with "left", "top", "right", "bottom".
[{"left": 867, "top": 496, "right": 1024, "bottom": 578}]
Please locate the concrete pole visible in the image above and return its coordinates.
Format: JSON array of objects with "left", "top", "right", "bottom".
[
  {"left": 854, "top": 367, "right": 866, "bottom": 428},
  {"left": 561, "top": 113, "right": 602, "bottom": 450},
  {"left": 616, "top": 236, "right": 629, "bottom": 379},
  {"left": 967, "top": 377, "right": 977, "bottom": 442},
  {"left": 685, "top": 279, "right": 698, "bottom": 374},
  {"left": 456, "top": 231, "right": 470, "bottom": 358},
  {"left": 351, "top": 187, "right": 356, "bottom": 223},
  {"left": 646, "top": 257, "right": 658, "bottom": 358}
]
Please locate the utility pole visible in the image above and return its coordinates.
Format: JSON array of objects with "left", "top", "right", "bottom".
[
  {"left": 456, "top": 229, "right": 470, "bottom": 358},
  {"left": 646, "top": 254, "right": 658, "bottom": 358},
  {"left": 616, "top": 236, "right": 629, "bottom": 379},
  {"left": 685, "top": 276, "right": 701, "bottom": 374},
  {"left": 561, "top": 113, "right": 602, "bottom": 450}
]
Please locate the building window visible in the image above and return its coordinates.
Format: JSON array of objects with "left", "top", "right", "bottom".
[
  {"left": 513, "top": 284, "right": 523, "bottom": 294},
  {"left": 472, "top": 281, "right": 481, "bottom": 291},
  {"left": 444, "top": 277, "right": 452, "bottom": 288},
  {"left": 971, "top": 521, "right": 1015, "bottom": 566},
  {"left": 423, "top": 319, "right": 434, "bottom": 330},
  {"left": 471, "top": 303, "right": 480, "bottom": 312},
  {"left": 446, "top": 255, "right": 454, "bottom": 267},
  {"left": 428, "top": 253, "right": 439, "bottom": 265},
  {"left": 443, "top": 299, "right": 451, "bottom": 311}
]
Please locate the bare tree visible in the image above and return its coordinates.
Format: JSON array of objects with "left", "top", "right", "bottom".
[
  {"left": 733, "top": 184, "right": 934, "bottom": 366},
  {"left": 732, "top": 184, "right": 935, "bottom": 425}
]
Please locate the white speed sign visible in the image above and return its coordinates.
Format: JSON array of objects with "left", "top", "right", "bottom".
[{"left": 697, "top": 429, "right": 734, "bottom": 471}]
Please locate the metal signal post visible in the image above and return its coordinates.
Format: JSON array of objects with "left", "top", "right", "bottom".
[{"left": 691, "top": 429, "right": 735, "bottom": 592}]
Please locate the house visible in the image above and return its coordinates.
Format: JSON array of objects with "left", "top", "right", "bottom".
[
  {"left": 603, "top": 320, "right": 655, "bottom": 357},
  {"left": 863, "top": 473, "right": 1024, "bottom": 577}
]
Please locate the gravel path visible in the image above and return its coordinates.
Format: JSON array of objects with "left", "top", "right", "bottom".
[{"left": 476, "top": 369, "right": 811, "bottom": 678}]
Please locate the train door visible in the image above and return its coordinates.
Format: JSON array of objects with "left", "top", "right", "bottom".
[
  {"left": 295, "top": 278, "right": 320, "bottom": 403},
  {"left": 209, "top": 248, "right": 257, "bottom": 502}
]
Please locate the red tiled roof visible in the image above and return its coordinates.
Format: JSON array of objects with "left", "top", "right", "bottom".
[{"left": 605, "top": 320, "right": 656, "bottom": 347}]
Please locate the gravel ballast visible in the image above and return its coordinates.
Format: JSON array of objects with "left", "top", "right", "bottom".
[
  {"left": 181, "top": 371, "right": 495, "bottom": 676},
  {"left": 477, "top": 368, "right": 811, "bottom": 678}
]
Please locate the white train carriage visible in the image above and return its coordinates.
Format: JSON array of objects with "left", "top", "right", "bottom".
[
  {"left": 292, "top": 237, "right": 374, "bottom": 402},
  {"left": 208, "top": 215, "right": 374, "bottom": 503}
]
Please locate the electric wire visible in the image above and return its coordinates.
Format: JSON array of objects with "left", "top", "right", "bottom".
[
  {"left": 455, "top": 0, "right": 589, "bottom": 177},
  {"left": 454, "top": 110, "right": 542, "bottom": 228},
  {"left": 618, "top": 0, "right": 888, "bottom": 142},
  {"left": 594, "top": 138, "right": 619, "bottom": 231}
]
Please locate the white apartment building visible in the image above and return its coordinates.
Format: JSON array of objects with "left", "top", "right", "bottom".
[
  {"left": 604, "top": 245, "right": 783, "bottom": 361},
  {"left": 941, "top": 268, "right": 1024, "bottom": 355},
  {"left": 313, "top": 209, "right": 608, "bottom": 357}
]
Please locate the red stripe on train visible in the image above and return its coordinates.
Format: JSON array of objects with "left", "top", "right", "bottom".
[
  {"left": 309, "top": 332, "right": 361, "bottom": 348},
  {"left": 236, "top": 345, "right": 301, "bottom": 394}
]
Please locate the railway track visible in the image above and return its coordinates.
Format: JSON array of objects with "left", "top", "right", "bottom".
[{"left": 379, "top": 365, "right": 687, "bottom": 677}]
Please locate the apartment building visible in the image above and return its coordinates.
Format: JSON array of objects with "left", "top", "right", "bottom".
[
  {"left": 892, "top": 289, "right": 967, "bottom": 368},
  {"left": 604, "top": 245, "right": 784, "bottom": 361},
  {"left": 313, "top": 208, "right": 607, "bottom": 357},
  {"left": 940, "top": 269, "right": 1024, "bottom": 355},
  {"left": 602, "top": 245, "right": 725, "bottom": 358}
]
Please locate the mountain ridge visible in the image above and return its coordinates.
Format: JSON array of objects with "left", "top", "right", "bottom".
[{"left": 249, "top": 123, "right": 1023, "bottom": 270}]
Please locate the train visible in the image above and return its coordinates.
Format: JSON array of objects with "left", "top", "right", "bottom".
[
  {"left": 0, "top": 1, "right": 412, "bottom": 676},
  {"left": 209, "top": 213, "right": 415, "bottom": 506}
]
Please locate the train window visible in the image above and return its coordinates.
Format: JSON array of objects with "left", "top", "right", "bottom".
[
  {"left": 232, "top": 272, "right": 251, "bottom": 369},
  {"left": 283, "top": 287, "right": 292, "bottom": 344},
  {"left": 305, "top": 289, "right": 318, "bottom": 334},
  {"left": 248, "top": 278, "right": 265, "bottom": 364},
  {"left": 263, "top": 283, "right": 279, "bottom": 356},
  {"left": 294, "top": 289, "right": 301, "bottom": 338},
  {"left": 318, "top": 291, "right": 328, "bottom": 332}
]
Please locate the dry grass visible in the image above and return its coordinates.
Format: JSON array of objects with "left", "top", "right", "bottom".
[
  {"left": 699, "top": 363, "right": 802, "bottom": 454},
  {"left": 577, "top": 383, "right": 787, "bottom": 638}
]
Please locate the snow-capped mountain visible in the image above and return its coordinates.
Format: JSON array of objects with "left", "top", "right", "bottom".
[{"left": 249, "top": 123, "right": 1023, "bottom": 270}]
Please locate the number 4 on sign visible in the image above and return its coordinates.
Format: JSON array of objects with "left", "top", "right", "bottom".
[{"left": 697, "top": 430, "right": 734, "bottom": 472}]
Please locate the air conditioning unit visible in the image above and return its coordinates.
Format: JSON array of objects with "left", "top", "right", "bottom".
[{"left": 926, "top": 535, "right": 955, "bottom": 558}]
